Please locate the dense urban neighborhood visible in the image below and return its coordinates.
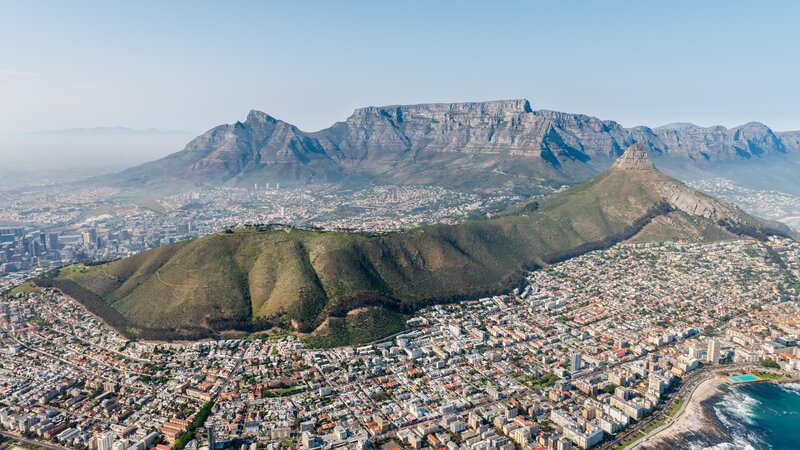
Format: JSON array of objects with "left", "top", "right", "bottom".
[
  {"left": 688, "top": 177, "right": 800, "bottom": 231},
  {"left": 3, "top": 238, "right": 799, "bottom": 450}
]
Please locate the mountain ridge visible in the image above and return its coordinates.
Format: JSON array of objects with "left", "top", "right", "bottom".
[{"left": 108, "top": 99, "right": 800, "bottom": 193}]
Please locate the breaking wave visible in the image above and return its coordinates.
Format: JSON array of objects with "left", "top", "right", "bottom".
[
  {"left": 777, "top": 382, "right": 800, "bottom": 395},
  {"left": 714, "top": 386, "right": 759, "bottom": 425},
  {"left": 698, "top": 444, "right": 756, "bottom": 450},
  {"left": 709, "top": 386, "right": 769, "bottom": 450}
]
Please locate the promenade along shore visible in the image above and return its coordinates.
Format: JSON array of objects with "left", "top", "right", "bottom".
[{"left": 636, "top": 370, "right": 798, "bottom": 449}]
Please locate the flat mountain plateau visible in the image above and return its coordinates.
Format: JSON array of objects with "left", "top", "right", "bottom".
[{"left": 106, "top": 99, "right": 800, "bottom": 195}]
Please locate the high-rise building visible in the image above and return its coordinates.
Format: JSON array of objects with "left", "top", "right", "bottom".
[
  {"left": 707, "top": 339, "right": 721, "bottom": 364},
  {"left": 648, "top": 374, "right": 666, "bottom": 396},
  {"left": 97, "top": 431, "right": 114, "bottom": 450},
  {"left": 48, "top": 233, "right": 60, "bottom": 250},
  {"left": 82, "top": 229, "right": 97, "bottom": 248},
  {"left": 570, "top": 352, "right": 582, "bottom": 372}
]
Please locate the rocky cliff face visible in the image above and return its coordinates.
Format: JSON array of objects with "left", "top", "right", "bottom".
[
  {"left": 611, "top": 143, "right": 656, "bottom": 170},
  {"left": 318, "top": 99, "right": 541, "bottom": 158},
  {"left": 611, "top": 144, "right": 761, "bottom": 226},
  {"left": 638, "top": 121, "right": 788, "bottom": 160},
  {"left": 181, "top": 110, "right": 340, "bottom": 181},
  {"left": 113, "top": 99, "right": 800, "bottom": 190},
  {"left": 315, "top": 100, "right": 638, "bottom": 164},
  {"left": 777, "top": 130, "right": 800, "bottom": 150}
]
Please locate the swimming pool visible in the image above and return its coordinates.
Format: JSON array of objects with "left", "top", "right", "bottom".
[{"left": 729, "top": 373, "right": 759, "bottom": 383}]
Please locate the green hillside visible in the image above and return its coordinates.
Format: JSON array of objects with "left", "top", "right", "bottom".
[{"left": 35, "top": 145, "right": 786, "bottom": 344}]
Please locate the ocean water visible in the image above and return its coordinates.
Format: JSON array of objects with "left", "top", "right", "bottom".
[{"left": 705, "top": 382, "right": 800, "bottom": 450}]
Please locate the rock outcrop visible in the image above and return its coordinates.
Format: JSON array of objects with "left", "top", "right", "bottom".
[
  {"left": 611, "top": 143, "right": 656, "bottom": 170},
  {"left": 613, "top": 143, "right": 752, "bottom": 223}
]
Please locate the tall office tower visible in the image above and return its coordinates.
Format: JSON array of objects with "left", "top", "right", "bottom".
[
  {"left": 570, "top": 352, "right": 582, "bottom": 372},
  {"left": 82, "top": 228, "right": 97, "bottom": 247},
  {"left": 48, "top": 233, "right": 60, "bottom": 250},
  {"left": 21, "top": 237, "right": 33, "bottom": 255},
  {"left": 32, "top": 238, "right": 44, "bottom": 255},
  {"left": 707, "top": 339, "right": 721, "bottom": 364}
]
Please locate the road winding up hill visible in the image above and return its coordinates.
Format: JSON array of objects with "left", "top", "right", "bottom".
[{"left": 41, "top": 144, "right": 790, "bottom": 344}]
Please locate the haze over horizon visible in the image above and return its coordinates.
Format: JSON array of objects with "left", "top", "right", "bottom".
[{"left": 2, "top": 0, "right": 800, "bottom": 139}]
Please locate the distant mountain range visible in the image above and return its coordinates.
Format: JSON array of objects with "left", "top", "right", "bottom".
[
  {"left": 108, "top": 99, "right": 800, "bottom": 194},
  {"left": 39, "top": 145, "right": 789, "bottom": 344},
  {"left": 25, "top": 126, "right": 191, "bottom": 136}
]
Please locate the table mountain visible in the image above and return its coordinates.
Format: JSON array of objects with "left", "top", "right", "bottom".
[
  {"left": 40, "top": 144, "right": 789, "bottom": 344},
  {"left": 109, "top": 99, "right": 800, "bottom": 193}
]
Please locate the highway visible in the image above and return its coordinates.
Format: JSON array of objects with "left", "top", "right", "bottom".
[{"left": 0, "top": 430, "right": 70, "bottom": 450}]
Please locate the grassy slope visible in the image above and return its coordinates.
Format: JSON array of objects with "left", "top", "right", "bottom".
[
  {"left": 628, "top": 211, "right": 738, "bottom": 243},
  {"left": 41, "top": 167, "right": 768, "bottom": 342},
  {"left": 302, "top": 307, "right": 408, "bottom": 348},
  {"left": 7, "top": 281, "right": 38, "bottom": 296}
]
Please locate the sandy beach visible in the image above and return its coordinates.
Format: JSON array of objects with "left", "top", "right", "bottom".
[{"left": 636, "top": 376, "right": 724, "bottom": 449}]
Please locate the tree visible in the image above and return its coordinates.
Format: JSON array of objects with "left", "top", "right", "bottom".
[{"left": 760, "top": 358, "right": 780, "bottom": 369}]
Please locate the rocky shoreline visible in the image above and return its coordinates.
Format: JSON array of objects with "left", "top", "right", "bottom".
[
  {"left": 639, "top": 376, "right": 728, "bottom": 449},
  {"left": 641, "top": 374, "right": 799, "bottom": 449}
]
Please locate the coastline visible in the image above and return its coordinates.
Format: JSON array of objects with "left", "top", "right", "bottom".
[
  {"left": 635, "top": 376, "right": 724, "bottom": 449},
  {"left": 634, "top": 372, "right": 800, "bottom": 450}
]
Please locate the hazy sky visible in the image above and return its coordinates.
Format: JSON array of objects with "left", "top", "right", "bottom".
[{"left": 2, "top": 0, "right": 800, "bottom": 135}]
